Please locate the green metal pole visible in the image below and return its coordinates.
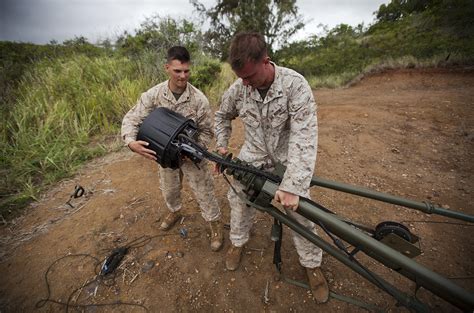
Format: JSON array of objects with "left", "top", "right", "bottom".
[
  {"left": 311, "top": 176, "right": 474, "bottom": 223},
  {"left": 214, "top": 154, "right": 473, "bottom": 310},
  {"left": 258, "top": 179, "right": 474, "bottom": 312},
  {"left": 216, "top": 155, "right": 473, "bottom": 311},
  {"left": 250, "top": 200, "right": 431, "bottom": 312}
]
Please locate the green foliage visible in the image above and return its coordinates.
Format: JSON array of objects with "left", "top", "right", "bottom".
[
  {"left": 275, "top": 24, "right": 368, "bottom": 77},
  {"left": 0, "top": 40, "right": 105, "bottom": 94},
  {"left": 0, "top": 53, "right": 162, "bottom": 216},
  {"left": 375, "top": 0, "right": 444, "bottom": 22},
  {"left": 306, "top": 71, "right": 359, "bottom": 89},
  {"left": 203, "top": 62, "right": 236, "bottom": 106},
  {"left": 0, "top": 40, "right": 111, "bottom": 184},
  {"left": 116, "top": 15, "right": 204, "bottom": 58},
  {"left": 369, "top": 0, "right": 474, "bottom": 57},
  {"left": 191, "top": 0, "right": 304, "bottom": 59},
  {"left": 275, "top": 0, "right": 474, "bottom": 87},
  {"left": 189, "top": 57, "right": 222, "bottom": 91}
]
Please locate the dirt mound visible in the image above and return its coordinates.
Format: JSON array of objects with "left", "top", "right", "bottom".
[{"left": 1, "top": 68, "right": 473, "bottom": 312}]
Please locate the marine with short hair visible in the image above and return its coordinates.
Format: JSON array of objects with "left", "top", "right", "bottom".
[
  {"left": 215, "top": 32, "right": 329, "bottom": 303},
  {"left": 122, "top": 46, "right": 223, "bottom": 251}
]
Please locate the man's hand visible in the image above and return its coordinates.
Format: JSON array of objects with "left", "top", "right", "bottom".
[
  {"left": 214, "top": 147, "right": 228, "bottom": 173},
  {"left": 128, "top": 140, "right": 157, "bottom": 161},
  {"left": 274, "top": 190, "right": 299, "bottom": 211}
]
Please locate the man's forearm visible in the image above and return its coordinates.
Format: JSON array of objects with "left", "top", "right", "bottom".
[{"left": 214, "top": 113, "right": 233, "bottom": 148}]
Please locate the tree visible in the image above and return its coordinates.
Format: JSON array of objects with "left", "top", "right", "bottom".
[
  {"left": 116, "top": 15, "right": 204, "bottom": 58},
  {"left": 191, "top": 0, "right": 305, "bottom": 59},
  {"left": 375, "top": 0, "right": 432, "bottom": 22}
]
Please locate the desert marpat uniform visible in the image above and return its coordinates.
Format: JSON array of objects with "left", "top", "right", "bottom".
[
  {"left": 215, "top": 63, "right": 322, "bottom": 268},
  {"left": 121, "top": 81, "right": 221, "bottom": 222}
]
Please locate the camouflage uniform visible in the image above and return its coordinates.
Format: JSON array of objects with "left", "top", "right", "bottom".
[
  {"left": 215, "top": 63, "right": 322, "bottom": 268},
  {"left": 121, "top": 81, "right": 221, "bottom": 222}
]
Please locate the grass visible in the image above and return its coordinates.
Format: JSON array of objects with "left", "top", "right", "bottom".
[
  {"left": 0, "top": 52, "right": 163, "bottom": 217},
  {"left": 307, "top": 53, "right": 474, "bottom": 89},
  {"left": 204, "top": 63, "right": 237, "bottom": 106},
  {"left": 307, "top": 71, "right": 359, "bottom": 89}
]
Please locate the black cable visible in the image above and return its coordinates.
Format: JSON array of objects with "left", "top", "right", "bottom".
[
  {"left": 36, "top": 252, "right": 149, "bottom": 312},
  {"left": 178, "top": 134, "right": 281, "bottom": 183},
  {"left": 65, "top": 276, "right": 101, "bottom": 313},
  {"left": 36, "top": 254, "right": 100, "bottom": 310},
  {"left": 124, "top": 234, "right": 153, "bottom": 249},
  {"left": 36, "top": 230, "right": 203, "bottom": 312},
  {"left": 183, "top": 135, "right": 380, "bottom": 238}
]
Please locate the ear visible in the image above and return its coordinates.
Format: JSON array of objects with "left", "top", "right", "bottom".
[
  {"left": 164, "top": 63, "right": 170, "bottom": 71},
  {"left": 263, "top": 56, "right": 271, "bottom": 64}
]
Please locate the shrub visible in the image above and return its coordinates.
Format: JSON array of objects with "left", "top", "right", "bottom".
[{"left": 190, "top": 57, "right": 221, "bottom": 91}]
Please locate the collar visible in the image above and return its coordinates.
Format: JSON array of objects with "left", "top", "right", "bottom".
[
  {"left": 249, "top": 62, "right": 283, "bottom": 103},
  {"left": 163, "top": 80, "right": 191, "bottom": 104}
]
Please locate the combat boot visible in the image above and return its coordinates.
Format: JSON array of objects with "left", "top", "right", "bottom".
[
  {"left": 306, "top": 267, "right": 329, "bottom": 304},
  {"left": 225, "top": 244, "right": 243, "bottom": 271},
  {"left": 209, "top": 220, "right": 224, "bottom": 252},
  {"left": 159, "top": 211, "right": 181, "bottom": 231}
]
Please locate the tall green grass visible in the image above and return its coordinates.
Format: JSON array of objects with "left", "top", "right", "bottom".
[{"left": 1, "top": 52, "right": 165, "bottom": 216}]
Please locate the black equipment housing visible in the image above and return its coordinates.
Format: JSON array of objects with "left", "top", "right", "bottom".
[{"left": 137, "top": 107, "right": 197, "bottom": 169}]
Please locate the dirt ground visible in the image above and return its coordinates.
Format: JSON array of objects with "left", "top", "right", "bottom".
[{"left": 1, "top": 68, "right": 473, "bottom": 313}]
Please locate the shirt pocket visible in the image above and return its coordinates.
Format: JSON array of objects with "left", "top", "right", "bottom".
[
  {"left": 240, "top": 108, "right": 260, "bottom": 128},
  {"left": 173, "top": 102, "right": 196, "bottom": 121},
  {"left": 269, "top": 102, "right": 289, "bottom": 128}
]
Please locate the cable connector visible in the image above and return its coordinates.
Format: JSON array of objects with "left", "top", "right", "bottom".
[{"left": 100, "top": 247, "right": 128, "bottom": 276}]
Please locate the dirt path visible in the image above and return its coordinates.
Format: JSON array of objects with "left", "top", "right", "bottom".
[{"left": 1, "top": 68, "right": 473, "bottom": 312}]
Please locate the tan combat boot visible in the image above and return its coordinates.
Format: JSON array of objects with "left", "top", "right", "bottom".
[
  {"left": 306, "top": 267, "right": 329, "bottom": 304},
  {"left": 209, "top": 220, "right": 224, "bottom": 252},
  {"left": 225, "top": 244, "right": 243, "bottom": 271},
  {"left": 159, "top": 211, "right": 181, "bottom": 231}
]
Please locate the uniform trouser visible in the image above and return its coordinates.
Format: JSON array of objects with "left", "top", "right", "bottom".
[
  {"left": 159, "top": 159, "right": 221, "bottom": 222},
  {"left": 228, "top": 179, "right": 322, "bottom": 268}
]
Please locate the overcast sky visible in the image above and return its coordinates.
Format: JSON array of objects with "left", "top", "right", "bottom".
[{"left": 0, "top": 0, "right": 389, "bottom": 44}]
